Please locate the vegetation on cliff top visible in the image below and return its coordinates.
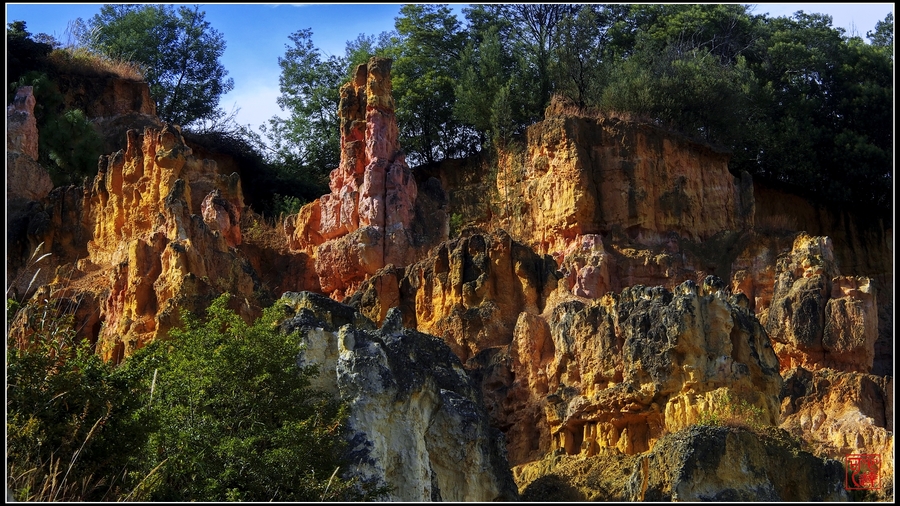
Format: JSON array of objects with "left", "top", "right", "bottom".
[
  {"left": 6, "top": 294, "right": 378, "bottom": 501},
  {"left": 7, "top": 5, "right": 892, "bottom": 217},
  {"left": 271, "top": 4, "right": 892, "bottom": 217}
]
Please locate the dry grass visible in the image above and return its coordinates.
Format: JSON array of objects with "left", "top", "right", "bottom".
[
  {"left": 544, "top": 94, "right": 660, "bottom": 125},
  {"left": 45, "top": 47, "right": 144, "bottom": 81},
  {"left": 755, "top": 213, "right": 799, "bottom": 234},
  {"left": 240, "top": 210, "right": 290, "bottom": 251}
]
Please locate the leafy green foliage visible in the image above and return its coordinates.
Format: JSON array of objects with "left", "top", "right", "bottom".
[
  {"left": 262, "top": 28, "right": 343, "bottom": 189},
  {"left": 551, "top": 5, "right": 607, "bottom": 109},
  {"left": 866, "top": 11, "right": 893, "bottom": 48},
  {"left": 122, "top": 294, "right": 363, "bottom": 501},
  {"left": 10, "top": 70, "right": 103, "bottom": 186},
  {"left": 391, "top": 4, "right": 475, "bottom": 164},
  {"left": 6, "top": 298, "right": 152, "bottom": 501},
  {"left": 697, "top": 392, "right": 769, "bottom": 433},
  {"left": 7, "top": 293, "right": 379, "bottom": 501},
  {"left": 84, "top": 4, "right": 234, "bottom": 127}
]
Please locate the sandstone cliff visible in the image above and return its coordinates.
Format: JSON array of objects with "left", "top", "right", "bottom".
[
  {"left": 286, "top": 57, "right": 446, "bottom": 301},
  {"left": 7, "top": 88, "right": 317, "bottom": 362},
  {"left": 6, "top": 55, "right": 892, "bottom": 503}
]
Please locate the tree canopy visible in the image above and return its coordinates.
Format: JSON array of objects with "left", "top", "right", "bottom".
[
  {"left": 265, "top": 4, "right": 890, "bottom": 216},
  {"left": 84, "top": 4, "right": 234, "bottom": 127}
]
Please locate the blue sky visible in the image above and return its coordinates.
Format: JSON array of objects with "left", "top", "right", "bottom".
[{"left": 5, "top": 3, "right": 894, "bottom": 141}]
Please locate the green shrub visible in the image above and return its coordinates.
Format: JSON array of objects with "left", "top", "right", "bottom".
[
  {"left": 697, "top": 392, "right": 769, "bottom": 433},
  {"left": 6, "top": 298, "right": 152, "bottom": 501},
  {"left": 7, "top": 293, "right": 384, "bottom": 501},
  {"left": 122, "top": 293, "right": 373, "bottom": 501},
  {"left": 272, "top": 192, "right": 305, "bottom": 218},
  {"left": 449, "top": 212, "right": 463, "bottom": 238}
]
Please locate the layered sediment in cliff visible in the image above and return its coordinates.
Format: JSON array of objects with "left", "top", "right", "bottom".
[
  {"left": 286, "top": 57, "right": 446, "bottom": 301},
  {"left": 7, "top": 54, "right": 893, "bottom": 503},
  {"left": 496, "top": 98, "right": 751, "bottom": 260}
]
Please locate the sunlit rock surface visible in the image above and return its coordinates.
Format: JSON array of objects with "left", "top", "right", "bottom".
[
  {"left": 515, "top": 425, "right": 849, "bottom": 501},
  {"left": 280, "top": 291, "right": 518, "bottom": 502},
  {"left": 287, "top": 57, "right": 442, "bottom": 301}
]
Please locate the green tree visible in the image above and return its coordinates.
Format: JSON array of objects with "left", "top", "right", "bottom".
[
  {"left": 866, "top": 11, "right": 893, "bottom": 48},
  {"left": 7, "top": 20, "right": 54, "bottom": 84},
  {"left": 123, "top": 294, "right": 363, "bottom": 501},
  {"left": 748, "top": 12, "right": 892, "bottom": 212},
  {"left": 391, "top": 4, "right": 474, "bottom": 164},
  {"left": 261, "top": 28, "right": 344, "bottom": 197},
  {"left": 552, "top": 5, "right": 608, "bottom": 109},
  {"left": 503, "top": 4, "right": 578, "bottom": 121},
  {"left": 85, "top": 4, "right": 233, "bottom": 127}
]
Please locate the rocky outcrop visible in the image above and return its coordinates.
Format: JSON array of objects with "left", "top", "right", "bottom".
[
  {"left": 6, "top": 85, "right": 62, "bottom": 296},
  {"left": 279, "top": 291, "right": 518, "bottom": 502},
  {"left": 7, "top": 57, "right": 893, "bottom": 504},
  {"left": 356, "top": 235, "right": 795, "bottom": 468},
  {"left": 8, "top": 117, "right": 317, "bottom": 362},
  {"left": 494, "top": 96, "right": 750, "bottom": 262},
  {"left": 516, "top": 425, "right": 849, "bottom": 501},
  {"left": 504, "top": 277, "right": 782, "bottom": 466},
  {"left": 780, "top": 367, "right": 894, "bottom": 499},
  {"left": 286, "top": 57, "right": 445, "bottom": 301},
  {"left": 354, "top": 265, "right": 784, "bottom": 467},
  {"left": 6, "top": 86, "right": 53, "bottom": 211},
  {"left": 765, "top": 233, "right": 879, "bottom": 374},
  {"left": 349, "top": 230, "right": 558, "bottom": 362}
]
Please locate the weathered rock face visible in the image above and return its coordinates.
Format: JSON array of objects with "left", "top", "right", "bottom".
[
  {"left": 8, "top": 113, "right": 318, "bottom": 362},
  {"left": 77, "top": 125, "right": 253, "bottom": 359},
  {"left": 349, "top": 230, "right": 558, "bottom": 363},
  {"left": 494, "top": 97, "right": 750, "bottom": 262},
  {"left": 6, "top": 86, "right": 53, "bottom": 210},
  {"left": 279, "top": 292, "right": 518, "bottom": 502},
  {"left": 780, "top": 367, "right": 894, "bottom": 499},
  {"left": 748, "top": 183, "right": 893, "bottom": 376},
  {"left": 765, "top": 233, "right": 879, "bottom": 373},
  {"left": 287, "top": 57, "right": 444, "bottom": 301},
  {"left": 499, "top": 277, "right": 782, "bottom": 466},
  {"left": 54, "top": 74, "right": 156, "bottom": 119},
  {"left": 6, "top": 86, "right": 67, "bottom": 296},
  {"left": 7, "top": 59, "right": 893, "bottom": 505},
  {"left": 515, "top": 426, "right": 849, "bottom": 501},
  {"left": 355, "top": 265, "right": 783, "bottom": 466}
]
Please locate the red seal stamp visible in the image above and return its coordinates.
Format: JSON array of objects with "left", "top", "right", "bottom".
[{"left": 844, "top": 454, "right": 881, "bottom": 490}]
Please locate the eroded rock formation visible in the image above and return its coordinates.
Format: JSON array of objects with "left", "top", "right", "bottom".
[
  {"left": 7, "top": 54, "right": 893, "bottom": 503},
  {"left": 8, "top": 112, "right": 316, "bottom": 362},
  {"left": 764, "top": 233, "right": 879, "bottom": 374},
  {"left": 7, "top": 86, "right": 67, "bottom": 297},
  {"left": 279, "top": 291, "right": 518, "bottom": 502},
  {"left": 286, "top": 57, "right": 445, "bottom": 300},
  {"left": 494, "top": 96, "right": 752, "bottom": 262},
  {"left": 516, "top": 425, "right": 849, "bottom": 501},
  {"left": 781, "top": 367, "right": 894, "bottom": 498}
]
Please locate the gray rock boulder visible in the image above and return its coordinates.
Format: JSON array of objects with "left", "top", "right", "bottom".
[{"left": 280, "top": 292, "right": 518, "bottom": 501}]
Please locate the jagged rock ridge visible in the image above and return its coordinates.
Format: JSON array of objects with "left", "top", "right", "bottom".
[{"left": 6, "top": 52, "right": 893, "bottom": 502}]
